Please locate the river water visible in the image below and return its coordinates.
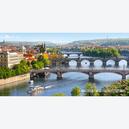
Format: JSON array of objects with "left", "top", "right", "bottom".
[{"left": 0, "top": 56, "right": 129, "bottom": 96}]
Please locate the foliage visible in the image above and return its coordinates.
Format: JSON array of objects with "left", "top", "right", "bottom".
[
  {"left": 31, "top": 61, "right": 44, "bottom": 70},
  {"left": 101, "top": 80, "right": 129, "bottom": 96},
  {"left": 81, "top": 48, "right": 120, "bottom": 58},
  {"left": 47, "top": 48, "right": 60, "bottom": 54},
  {"left": 49, "top": 53, "right": 63, "bottom": 60},
  {"left": 71, "top": 86, "right": 81, "bottom": 96},
  {"left": 53, "top": 93, "right": 65, "bottom": 96},
  {"left": 31, "top": 55, "right": 50, "bottom": 69},
  {"left": 39, "top": 44, "right": 46, "bottom": 53},
  {"left": 85, "top": 83, "right": 99, "bottom": 96},
  {"left": 0, "top": 60, "right": 30, "bottom": 79}
]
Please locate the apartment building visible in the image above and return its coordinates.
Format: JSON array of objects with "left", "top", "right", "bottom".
[{"left": 0, "top": 51, "right": 24, "bottom": 68}]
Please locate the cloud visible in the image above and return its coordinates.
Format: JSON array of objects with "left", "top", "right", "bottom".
[
  {"left": 4, "top": 34, "right": 12, "bottom": 39},
  {"left": 4, "top": 34, "right": 16, "bottom": 39},
  {"left": 0, "top": 34, "right": 20, "bottom": 40}
]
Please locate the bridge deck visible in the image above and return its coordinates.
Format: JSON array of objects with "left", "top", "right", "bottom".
[{"left": 31, "top": 67, "right": 129, "bottom": 76}]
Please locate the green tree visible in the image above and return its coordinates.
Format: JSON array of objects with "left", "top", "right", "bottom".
[
  {"left": 0, "top": 60, "right": 30, "bottom": 79},
  {"left": 101, "top": 79, "right": 129, "bottom": 96},
  {"left": 81, "top": 48, "right": 120, "bottom": 58},
  {"left": 71, "top": 87, "right": 81, "bottom": 96},
  {"left": 85, "top": 83, "right": 99, "bottom": 96},
  {"left": 43, "top": 58, "right": 50, "bottom": 66}
]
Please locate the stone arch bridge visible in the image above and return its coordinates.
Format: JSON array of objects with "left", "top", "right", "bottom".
[
  {"left": 30, "top": 68, "right": 129, "bottom": 81},
  {"left": 51, "top": 57, "right": 129, "bottom": 67}
]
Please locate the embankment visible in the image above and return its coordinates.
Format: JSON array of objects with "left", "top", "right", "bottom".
[{"left": 0, "top": 73, "right": 30, "bottom": 86}]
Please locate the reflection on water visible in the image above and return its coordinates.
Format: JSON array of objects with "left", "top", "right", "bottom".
[{"left": 0, "top": 59, "right": 128, "bottom": 96}]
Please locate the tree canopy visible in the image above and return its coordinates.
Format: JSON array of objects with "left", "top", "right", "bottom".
[
  {"left": 71, "top": 86, "right": 81, "bottom": 96},
  {"left": 85, "top": 83, "right": 99, "bottom": 96},
  {"left": 0, "top": 60, "right": 30, "bottom": 79},
  {"left": 81, "top": 48, "right": 120, "bottom": 58}
]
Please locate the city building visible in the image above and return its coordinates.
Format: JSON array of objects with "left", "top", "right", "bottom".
[
  {"left": 0, "top": 51, "right": 24, "bottom": 68},
  {"left": 21, "top": 46, "right": 26, "bottom": 54},
  {"left": 24, "top": 53, "right": 36, "bottom": 62}
]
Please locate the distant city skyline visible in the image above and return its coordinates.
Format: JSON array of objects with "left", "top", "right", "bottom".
[{"left": 0, "top": 33, "right": 129, "bottom": 44}]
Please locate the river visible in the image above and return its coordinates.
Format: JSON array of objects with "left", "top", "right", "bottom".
[{"left": 0, "top": 56, "right": 129, "bottom": 96}]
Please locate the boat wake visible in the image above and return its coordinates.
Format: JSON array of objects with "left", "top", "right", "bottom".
[{"left": 45, "top": 85, "right": 54, "bottom": 89}]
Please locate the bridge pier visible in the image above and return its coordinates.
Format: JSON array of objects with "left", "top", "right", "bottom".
[
  {"left": 57, "top": 71, "right": 63, "bottom": 80},
  {"left": 103, "top": 61, "right": 106, "bottom": 67},
  {"left": 44, "top": 71, "right": 50, "bottom": 81},
  {"left": 77, "top": 61, "right": 81, "bottom": 67},
  {"left": 65, "top": 61, "right": 69, "bottom": 67},
  {"left": 115, "top": 61, "right": 119, "bottom": 68},
  {"left": 90, "top": 62, "right": 94, "bottom": 67},
  {"left": 30, "top": 72, "right": 36, "bottom": 80},
  {"left": 127, "top": 62, "right": 129, "bottom": 68},
  {"left": 78, "top": 54, "right": 81, "bottom": 57},
  {"left": 88, "top": 72, "right": 94, "bottom": 82},
  {"left": 67, "top": 54, "right": 70, "bottom": 57},
  {"left": 122, "top": 74, "right": 126, "bottom": 80}
]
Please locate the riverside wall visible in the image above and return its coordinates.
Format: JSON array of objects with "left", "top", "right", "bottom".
[{"left": 0, "top": 73, "right": 30, "bottom": 86}]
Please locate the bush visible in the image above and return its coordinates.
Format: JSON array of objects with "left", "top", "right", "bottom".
[
  {"left": 85, "top": 83, "right": 99, "bottom": 96},
  {"left": 71, "top": 87, "right": 81, "bottom": 96}
]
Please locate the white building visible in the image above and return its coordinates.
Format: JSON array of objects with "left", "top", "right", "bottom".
[{"left": 0, "top": 51, "right": 24, "bottom": 68}]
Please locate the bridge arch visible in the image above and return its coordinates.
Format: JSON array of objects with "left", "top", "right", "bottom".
[
  {"left": 94, "top": 72, "right": 122, "bottom": 81},
  {"left": 68, "top": 60, "right": 77, "bottom": 67},
  {"left": 106, "top": 59, "right": 115, "bottom": 67},
  {"left": 62, "top": 72, "right": 89, "bottom": 80},
  {"left": 69, "top": 54, "right": 79, "bottom": 57},
  {"left": 119, "top": 59, "right": 127, "bottom": 68},
  {"left": 94, "top": 59, "right": 103, "bottom": 67},
  {"left": 81, "top": 59, "right": 90, "bottom": 67},
  {"left": 94, "top": 71, "right": 124, "bottom": 76}
]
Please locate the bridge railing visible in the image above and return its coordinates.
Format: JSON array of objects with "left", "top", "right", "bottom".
[{"left": 50, "top": 67, "right": 129, "bottom": 71}]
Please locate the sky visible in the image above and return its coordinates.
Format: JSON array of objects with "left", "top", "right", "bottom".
[{"left": 0, "top": 33, "right": 129, "bottom": 44}]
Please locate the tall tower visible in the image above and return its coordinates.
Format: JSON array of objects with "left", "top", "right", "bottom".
[
  {"left": 44, "top": 43, "right": 46, "bottom": 51},
  {"left": 22, "top": 46, "right": 26, "bottom": 54},
  {"left": 40, "top": 42, "right": 46, "bottom": 53}
]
